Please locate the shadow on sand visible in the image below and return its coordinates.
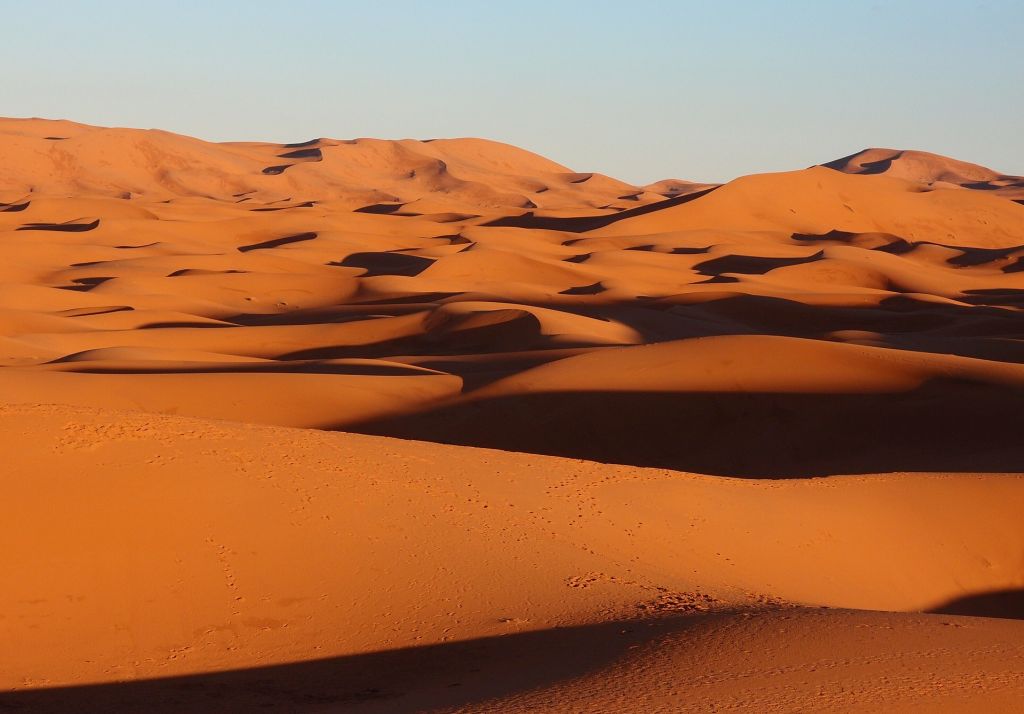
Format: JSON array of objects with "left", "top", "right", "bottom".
[
  {"left": 928, "top": 589, "right": 1024, "bottom": 621},
  {"left": 0, "top": 615, "right": 703, "bottom": 714},
  {"left": 346, "top": 379, "right": 1024, "bottom": 477},
  {"left": 482, "top": 186, "right": 718, "bottom": 232}
]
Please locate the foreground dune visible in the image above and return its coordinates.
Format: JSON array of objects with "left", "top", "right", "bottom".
[
  {"left": 2, "top": 118, "right": 1024, "bottom": 711},
  {"left": 2, "top": 404, "right": 1023, "bottom": 712}
]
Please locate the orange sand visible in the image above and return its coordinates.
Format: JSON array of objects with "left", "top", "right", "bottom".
[{"left": 2, "top": 118, "right": 1023, "bottom": 712}]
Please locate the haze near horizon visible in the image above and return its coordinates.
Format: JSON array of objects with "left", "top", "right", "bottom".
[{"left": 4, "top": 0, "right": 1023, "bottom": 183}]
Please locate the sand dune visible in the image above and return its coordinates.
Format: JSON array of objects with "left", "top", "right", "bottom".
[
  {"left": 824, "top": 147, "right": 1024, "bottom": 200},
  {"left": 0, "top": 117, "right": 681, "bottom": 212},
  {"left": 2, "top": 118, "right": 1024, "bottom": 711},
  {"left": 2, "top": 404, "right": 1024, "bottom": 712}
]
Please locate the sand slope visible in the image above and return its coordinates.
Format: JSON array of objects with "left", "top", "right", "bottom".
[
  {"left": 1, "top": 404, "right": 1023, "bottom": 712},
  {"left": 2, "top": 119, "right": 1024, "bottom": 711}
]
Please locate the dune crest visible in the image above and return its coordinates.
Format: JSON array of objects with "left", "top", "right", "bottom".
[{"left": 823, "top": 147, "right": 1024, "bottom": 199}]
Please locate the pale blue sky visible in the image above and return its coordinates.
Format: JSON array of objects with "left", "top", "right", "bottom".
[{"left": 4, "top": 1, "right": 1022, "bottom": 183}]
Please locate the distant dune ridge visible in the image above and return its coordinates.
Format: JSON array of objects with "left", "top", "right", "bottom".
[
  {"left": 823, "top": 147, "right": 1024, "bottom": 200},
  {"left": 2, "top": 118, "right": 1024, "bottom": 712},
  {"left": 0, "top": 117, "right": 713, "bottom": 211}
]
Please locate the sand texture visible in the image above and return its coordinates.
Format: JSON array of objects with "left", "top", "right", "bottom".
[{"left": 2, "top": 118, "right": 1023, "bottom": 712}]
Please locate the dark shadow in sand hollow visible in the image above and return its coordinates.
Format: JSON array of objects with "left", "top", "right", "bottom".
[
  {"left": 250, "top": 202, "right": 315, "bottom": 212},
  {"left": 355, "top": 203, "right": 405, "bottom": 214},
  {"left": 693, "top": 251, "right": 823, "bottom": 276},
  {"left": 330, "top": 252, "right": 435, "bottom": 277},
  {"left": 345, "top": 378, "right": 1024, "bottom": 478},
  {"left": 18, "top": 219, "right": 100, "bottom": 232},
  {"left": 821, "top": 150, "right": 903, "bottom": 175},
  {"left": 481, "top": 186, "right": 719, "bottom": 233},
  {"left": 563, "top": 253, "right": 592, "bottom": 264},
  {"left": 560, "top": 282, "right": 606, "bottom": 296},
  {"left": 928, "top": 589, "right": 1024, "bottom": 621},
  {"left": 54, "top": 361, "right": 439, "bottom": 378},
  {"left": 58, "top": 277, "right": 114, "bottom": 292},
  {"left": 0, "top": 615, "right": 706, "bottom": 714},
  {"left": 238, "top": 232, "right": 317, "bottom": 252},
  {"left": 167, "top": 269, "right": 247, "bottom": 277},
  {"left": 137, "top": 322, "right": 234, "bottom": 329},
  {"left": 277, "top": 148, "right": 323, "bottom": 161}
]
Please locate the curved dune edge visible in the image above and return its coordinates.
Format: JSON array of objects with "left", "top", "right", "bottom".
[{"left": 1, "top": 403, "right": 1023, "bottom": 711}]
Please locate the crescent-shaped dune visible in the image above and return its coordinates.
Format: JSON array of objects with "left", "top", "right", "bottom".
[{"left": 1, "top": 118, "right": 1023, "bottom": 712}]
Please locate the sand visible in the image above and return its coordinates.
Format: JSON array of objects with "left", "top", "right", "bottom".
[{"left": 2, "top": 118, "right": 1023, "bottom": 712}]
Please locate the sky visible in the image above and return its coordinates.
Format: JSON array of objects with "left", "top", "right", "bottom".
[{"left": 4, "top": 0, "right": 1022, "bottom": 184}]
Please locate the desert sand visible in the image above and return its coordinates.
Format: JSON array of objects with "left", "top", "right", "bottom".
[{"left": 1, "top": 118, "right": 1023, "bottom": 712}]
